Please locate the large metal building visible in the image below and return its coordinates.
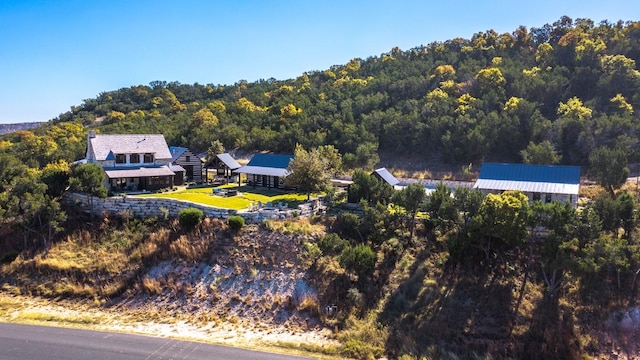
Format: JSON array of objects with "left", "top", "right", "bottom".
[{"left": 473, "top": 163, "right": 581, "bottom": 207}]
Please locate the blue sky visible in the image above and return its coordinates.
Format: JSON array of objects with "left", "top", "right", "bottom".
[{"left": 0, "top": 0, "right": 638, "bottom": 124}]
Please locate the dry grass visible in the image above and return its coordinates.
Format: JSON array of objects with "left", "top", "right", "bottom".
[
  {"left": 142, "top": 277, "right": 163, "bottom": 295},
  {"left": 18, "top": 310, "right": 105, "bottom": 325},
  {"left": 169, "top": 235, "right": 208, "bottom": 261},
  {"left": 298, "top": 294, "right": 321, "bottom": 317},
  {"left": 337, "top": 313, "right": 388, "bottom": 360},
  {"left": 579, "top": 184, "right": 605, "bottom": 199},
  {"left": 265, "top": 218, "right": 325, "bottom": 237}
]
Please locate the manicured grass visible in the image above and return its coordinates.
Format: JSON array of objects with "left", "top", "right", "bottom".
[{"left": 134, "top": 185, "right": 311, "bottom": 210}]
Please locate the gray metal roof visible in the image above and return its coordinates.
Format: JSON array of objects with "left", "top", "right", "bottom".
[
  {"left": 216, "top": 153, "right": 241, "bottom": 170},
  {"left": 234, "top": 165, "right": 290, "bottom": 177},
  {"left": 104, "top": 166, "right": 175, "bottom": 179},
  {"left": 474, "top": 179, "right": 580, "bottom": 195},
  {"left": 169, "top": 164, "right": 185, "bottom": 173},
  {"left": 372, "top": 168, "right": 399, "bottom": 186},
  {"left": 90, "top": 134, "right": 172, "bottom": 161}
]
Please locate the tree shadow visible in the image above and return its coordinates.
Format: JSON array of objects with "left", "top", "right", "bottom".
[
  {"left": 378, "top": 247, "right": 522, "bottom": 358},
  {"left": 516, "top": 295, "right": 581, "bottom": 359}
]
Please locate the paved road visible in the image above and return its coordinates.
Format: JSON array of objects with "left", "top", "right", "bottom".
[{"left": 0, "top": 322, "right": 311, "bottom": 360}]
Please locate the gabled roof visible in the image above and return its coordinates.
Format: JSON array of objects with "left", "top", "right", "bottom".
[
  {"left": 372, "top": 167, "right": 399, "bottom": 186},
  {"left": 89, "top": 134, "right": 172, "bottom": 161},
  {"left": 246, "top": 153, "right": 294, "bottom": 169},
  {"left": 169, "top": 146, "right": 188, "bottom": 162},
  {"left": 216, "top": 153, "right": 241, "bottom": 170},
  {"left": 235, "top": 154, "right": 294, "bottom": 177},
  {"left": 474, "top": 163, "right": 581, "bottom": 195}
]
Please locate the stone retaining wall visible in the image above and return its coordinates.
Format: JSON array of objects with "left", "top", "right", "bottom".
[{"left": 62, "top": 193, "right": 320, "bottom": 223}]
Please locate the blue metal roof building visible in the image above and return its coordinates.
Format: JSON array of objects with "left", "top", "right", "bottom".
[
  {"left": 474, "top": 163, "right": 581, "bottom": 207},
  {"left": 234, "top": 153, "right": 294, "bottom": 189}
]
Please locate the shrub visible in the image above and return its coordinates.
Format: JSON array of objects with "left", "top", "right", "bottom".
[
  {"left": 335, "top": 212, "right": 361, "bottom": 241},
  {"left": 228, "top": 215, "right": 245, "bottom": 231},
  {"left": 178, "top": 208, "right": 204, "bottom": 229},
  {"left": 318, "top": 233, "right": 349, "bottom": 255},
  {"left": 262, "top": 219, "right": 275, "bottom": 231},
  {"left": 341, "top": 339, "right": 383, "bottom": 360},
  {"left": 339, "top": 243, "right": 376, "bottom": 278},
  {"left": 301, "top": 240, "right": 322, "bottom": 263},
  {"left": 338, "top": 315, "right": 388, "bottom": 360}
]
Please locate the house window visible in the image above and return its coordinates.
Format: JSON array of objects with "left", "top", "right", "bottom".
[
  {"left": 144, "top": 153, "right": 154, "bottom": 163},
  {"left": 532, "top": 193, "right": 541, "bottom": 201},
  {"left": 185, "top": 155, "right": 191, "bottom": 162},
  {"left": 545, "top": 193, "right": 552, "bottom": 203},
  {"left": 130, "top": 154, "right": 140, "bottom": 163},
  {"left": 115, "top": 154, "right": 126, "bottom": 164}
]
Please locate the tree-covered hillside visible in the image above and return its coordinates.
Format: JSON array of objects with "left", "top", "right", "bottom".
[{"left": 2, "top": 16, "right": 635, "bottom": 170}]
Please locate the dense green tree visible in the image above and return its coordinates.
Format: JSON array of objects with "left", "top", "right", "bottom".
[
  {"left": 520, "top": 140, "right": 561, "bottom": 164},
  {"left": 471, "top": 190, "right": 529, "bottom": 260},
  {"left": 617, "top": 192, "right": 636, "bottom": 240},
  {"left": 392, "top": 183, "right": 426, "bottom": 242},
  {"left": 69, "top": 163, "right": 108, "bottom": 198},
  {"left": 69, "top": 163, "right": 108, "bottom": 215},
  {"left": 426, "top": 183, "right": 458, "bottom": 233},
  {"left": 1, "top": 172, "right": 66, "bottom": 249},
  {"left": 40, "top": 161, "right": 71, "bottom": 198},
  {"left": 533, "top": 201, "right": 583, "bottom": 298},
  {"left": 285, "top": 144, "right": 342, "bottom": 200},
  {"left": 347, "top": 169, "right": 393, "bottom": 205},
  {"left": 0, "top": 153, "right": 27, "bottom": 193},
  {"left": 453, "top": 186, "right": 484, "bottom": 233},
  {"left": 589, "top": 146, "right": 629, "bottom": 196}
]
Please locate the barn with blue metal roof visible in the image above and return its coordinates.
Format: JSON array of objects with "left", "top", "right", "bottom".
[{"left": 473, "top": 163, "right": 581, "bottom": 207}]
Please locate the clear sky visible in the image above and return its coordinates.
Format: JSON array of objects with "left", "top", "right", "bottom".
[{"left": 0, "top": 0, "right": 638, "bottom": 124}]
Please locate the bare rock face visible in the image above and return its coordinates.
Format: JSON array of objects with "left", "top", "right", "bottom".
[
  {"left": 120, "top": 224, "right": 323, "bottom": 329},
  {"left": 605, "top": 307, "right": 640, "bottom": 357},
  {"left": 0, "top": 122, "right": 43, "bottom": 135}
]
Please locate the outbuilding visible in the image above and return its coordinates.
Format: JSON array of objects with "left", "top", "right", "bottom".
[
  {"left": 473, "top": 162, "right": 581, "bottom": 207},
  {"left": 234, "top": 153, "right": 294, "bottom": 190}
]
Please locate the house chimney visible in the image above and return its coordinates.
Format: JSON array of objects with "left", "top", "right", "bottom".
[{"left": 86, "top": 130, "right": 97, "bottom": 162}]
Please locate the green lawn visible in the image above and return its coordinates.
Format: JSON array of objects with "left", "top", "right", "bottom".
[{"left": 134, "top": 185, "right": 311, "bottom": 210}]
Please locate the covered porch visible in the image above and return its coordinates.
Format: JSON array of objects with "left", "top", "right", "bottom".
[{"left": 104, "top": 166, "right": 175, "bottom": 192}]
